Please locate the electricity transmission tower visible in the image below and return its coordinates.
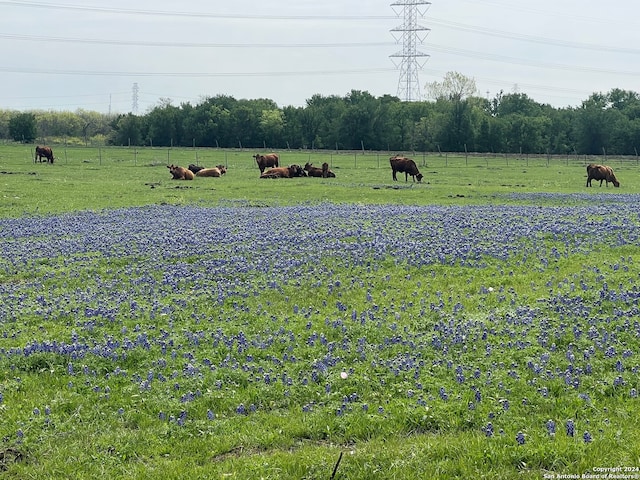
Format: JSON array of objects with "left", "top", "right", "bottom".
[
  {"left": 389, "top": 1, "right": 431, "bottom": 101},
  {"left": 132, "top": 83, "right": 139, "bottom": 114}
]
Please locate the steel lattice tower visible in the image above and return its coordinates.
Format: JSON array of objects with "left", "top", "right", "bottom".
[
  {"left": 389, "top": 1, "right": 431, "bottom": 101},
  {"left": 132, "top": 82, "right": 139, "bottom": 114}
]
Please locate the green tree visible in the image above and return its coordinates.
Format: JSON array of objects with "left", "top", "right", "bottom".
[
  {"left": 110, "top": 113, "right": 144, "bottom": 146},
  {"left": 9, "top": 112, "right": 37, "bottom": 142},
  {"left": 425, "top": 71, "right": 478, "bottom": 102},
  {"left": 146, "top": 98, "right": 183, "bottom": 146},
  {"left": 259, "top": 109, "right": 285, "bottom": 148}
]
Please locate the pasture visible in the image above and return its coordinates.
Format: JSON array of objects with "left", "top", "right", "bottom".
[{"left": 1, "top": 144, "right": 640, "bottom": 479}]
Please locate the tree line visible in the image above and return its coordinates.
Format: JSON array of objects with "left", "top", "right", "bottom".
[{"left": 2, "top": 75, "right": 639, "bottom": 156}]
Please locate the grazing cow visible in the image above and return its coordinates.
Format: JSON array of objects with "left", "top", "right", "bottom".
[
  {"left": 260, "top": 164, "right": 305, "bottom": 179},
  {"left": 35, "top": 146, "right": 54, "bottom": 164},
  {"left": 196, "top": 166, "right": 226, "bottom": 177},
  {"left": 304, "top": 162, "right": 335, "bottom": 178},
  {"left": 188, "top": 164, "right": 205, "bottom": 174},
  {"left": 586, "top": 163, "right": 619, "bottom": 187},
  {"left": 254, "top": 153, "right": 279, "bottom": 173},
  {"left": 167, "top": 164, "right": 194, "bottom": 180},
  {"left": 390, "top": 156, "right": 423, "bottom": 182}
]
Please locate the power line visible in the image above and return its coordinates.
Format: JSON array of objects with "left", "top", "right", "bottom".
[
  {"left": 0, "top": 33, "right": 394, "bottom": 49},
  {"left": 0, "top": 1, "right": 395, "bottom": 20},
  {"left": 0, "top": 66, "right": 396, "bottom": 77}
]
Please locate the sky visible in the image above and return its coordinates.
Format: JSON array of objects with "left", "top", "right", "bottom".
[{"left": 0, "top": 0, "right": 637, "bottom": 114}]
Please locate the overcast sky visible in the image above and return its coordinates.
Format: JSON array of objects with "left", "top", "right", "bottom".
[{"left": 0, "top": 0, "right": 637, "bottom": 113}]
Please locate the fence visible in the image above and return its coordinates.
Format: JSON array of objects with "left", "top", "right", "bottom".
[{"left": 7, "top": 144, "right": 640, "bottom": 170}]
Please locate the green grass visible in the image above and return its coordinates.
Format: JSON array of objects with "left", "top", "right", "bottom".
[
  {"left": 2, "top": 144, "right": 639, "bottom": 217},
  {"left": 1, "top": 144, "right": 640, "bottom": 479}
]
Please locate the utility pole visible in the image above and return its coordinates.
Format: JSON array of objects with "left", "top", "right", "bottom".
[{"left": 390, "top": 0, "right": 431, "bottom": 102}]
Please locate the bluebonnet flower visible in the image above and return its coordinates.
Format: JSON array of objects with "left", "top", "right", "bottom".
[
  {"left": 583, "top": 431, "right": 593, "bottom": 443},
  {"left": 546, "top": 419, "right": 556, "bottom": 436},
  {"left": 439, "top": 387, "right": 448, "bottom": 401},
  {"left": 516, "top": 432, "right": 525, "bottom": 445},
  {"left": 484, "top": 423, "right": 494, "bottom": 437},
  {"left": 566, "top": 420, "right": 575, "bottom": 437}
]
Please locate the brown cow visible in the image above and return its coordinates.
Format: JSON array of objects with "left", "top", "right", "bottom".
[
  {"left": 586, "top": 163, "right": 619, "bottom": 187},
  {"left": 304, "top": 162, "right": 335, "bottom": 178},
  {"left": 35, "top": 146, "right": 54, "bottom": 164},
  {"left": 196, "top": 166, "right": 226, "bottom": 177},
  {"left": 390, "top": 156, "right": 423, "bottom": 182},
  {"left": 254, "top": 153, "right": 279, "bottom": 173},
  {"left": 167, "top": 164, "right": 194, "bottom": 180},
  {"left": 260, "top": 164, "right": 304, "bottom": 179}
]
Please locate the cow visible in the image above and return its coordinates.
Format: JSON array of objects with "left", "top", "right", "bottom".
[
  {"left": 254, "top": 153, "right": 279, "bottom": 173},
  {"left": 390, "top": 156, "right": 423, "bottom": 182},
  {"left": 188, "top": 164, "right": 205, "bottom": 174},
  {"left": 35, "top": 146, "right": 54, "bottom": 164},
  {"left": 167, "top": 164, "right": 194, "bottom": 180},
  {"left": 586, "top": 163, "right": 619, "bottom": 187},
  {"left": 304, "top": 162, "right": 335, "bottom": 178},
  {"left": 260, "top": 164, "right": 304, "bottom": 179},
  {"left": 196, "top": 166, "right": 226, "bottom": 177}
]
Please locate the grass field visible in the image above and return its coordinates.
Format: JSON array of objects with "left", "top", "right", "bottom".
[{"left": 1, "top": 144, "right": 640, "bottom": 479}]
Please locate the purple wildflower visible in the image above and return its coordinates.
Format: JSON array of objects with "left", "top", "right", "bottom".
[
  {"left": 484, "top": 422, "right": 494, "bottom": 437},
  {"left": 546, "top": 419, "right": 556, "bottom": 436},
  {"left": 566, "top": 419, "right": 575, "bottom": 437}
]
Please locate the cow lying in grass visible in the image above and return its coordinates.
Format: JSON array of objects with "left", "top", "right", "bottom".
[
  {"left": 260, "top": 165, "right": 305, "bottom": 179},
  {"left": 586, "top": 163, "right": 619, "bottom": 187},
  {"left": 304, "top": 162, "right": 336, "bottom": 178},
  {"left": 196, "top": 166, "right": 227, "bottom": 177},
  {"left": 188, "top": 164, "right": 205, "bottom": 174},
  {"left": 167, "top": 164, "right": 194, "bottom": 180}
]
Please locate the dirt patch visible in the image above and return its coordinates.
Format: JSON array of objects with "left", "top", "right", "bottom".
[{"left": 0, "top": 448, "right": 25, "bottom": 471}]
